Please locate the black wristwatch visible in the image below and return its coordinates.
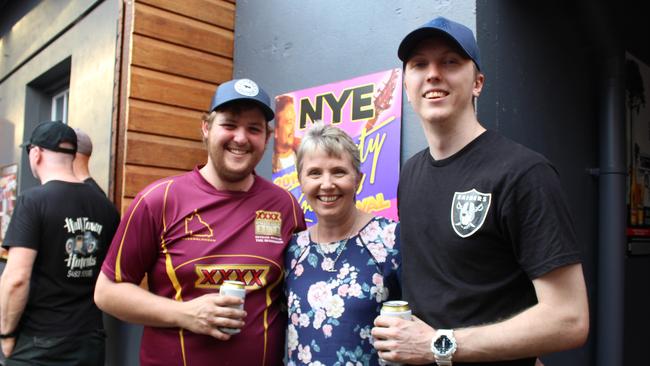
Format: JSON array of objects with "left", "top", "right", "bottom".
[{"left": 0, "top": 330, "right": 17, "bottom": 339}]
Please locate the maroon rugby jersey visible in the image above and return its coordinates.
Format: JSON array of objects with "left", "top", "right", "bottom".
[{"left": 102, "top": 167, "right": 305, "bottom": 366}]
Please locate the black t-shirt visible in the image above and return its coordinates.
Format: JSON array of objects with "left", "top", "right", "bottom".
[
  {"left": 84, "top": 177, "right": 105, "bottom": 196},
  {"left": 398, "top": 130, "right": 581, "bottom": 366},
  {"left": 3, "top": 180, "right": 120, "bottom": 336}
]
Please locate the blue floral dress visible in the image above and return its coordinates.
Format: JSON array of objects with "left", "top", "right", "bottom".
[{"left": 285, "top": 217, "right": 401, "bottom": 366}]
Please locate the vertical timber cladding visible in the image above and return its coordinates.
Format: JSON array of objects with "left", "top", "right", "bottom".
[{"left": 116, "top": 0, "right": 235, "bottom": 214}]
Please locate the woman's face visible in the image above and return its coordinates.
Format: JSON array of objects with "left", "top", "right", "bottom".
[{"left": 298, "top": 147, "right": 360, "bottom": 223}]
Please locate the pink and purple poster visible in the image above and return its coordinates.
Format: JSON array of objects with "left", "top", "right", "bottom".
[{"left": 272, "top": 68, "right": 402, "bottom": 225}]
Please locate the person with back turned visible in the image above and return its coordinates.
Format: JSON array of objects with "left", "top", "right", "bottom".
[
  {"left": 1, "top": 121, "right": 120, "bottom": 365},
  {"left": 73, "top": 128, "right": 105, "bottom": 195}
]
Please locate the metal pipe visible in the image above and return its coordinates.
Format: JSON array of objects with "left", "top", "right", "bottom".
[
  {"left": 573, "top": 1, "right": 626, "bottom": 363},
  {"left": 596, "top": 51, "right": 626, "bottom": 366}
]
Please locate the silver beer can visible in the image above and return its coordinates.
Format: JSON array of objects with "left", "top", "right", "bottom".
[
  {"left": 380, "top": 300, "right": 412, "bottom": 320},
  {"left": 219, "top": 280, "right": 246, "bottom": 335},
  {"left": 379, "top": 300, "right": 412, "bottom": 366}
]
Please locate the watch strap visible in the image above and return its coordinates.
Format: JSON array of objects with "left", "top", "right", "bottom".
[
  {"left": 0, "top": 330, "right": 17, "bottom": 339},
  {"left": 431, "top": 329, "right": 457, "bottom": 366}
]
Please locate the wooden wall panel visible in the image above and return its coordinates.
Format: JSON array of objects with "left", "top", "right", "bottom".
[
  {"left": 122, "top": 198, "right": 134, "bottom": 216},
  {"left": 134, "top": 2, "right": 233, "bottom": 58},
  {"left": 115, "top": 0, "right": 234, "bottom": 214},
  {"left": 123, "top": 164, "right": 186, "bottom": 197},
  {"left": 130, "top": 66, "right": 214, "bottom": 111},
  {"left": 125, "top": 131, "right": 206, "bottom": 170},
  {"left": 129, "top": 99, "right": 203, "bottom": 141},
  {"left": 132, "top": 34, "right": 232, "bottom": 84},
  {"left": 138, "top": 0, "right": 235, "bottom": 30}
]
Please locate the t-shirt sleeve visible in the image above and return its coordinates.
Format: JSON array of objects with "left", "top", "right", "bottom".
[
  {"left": 503, "top": 163, "right": 582, "bottom": 279},
  {"left": 101, "top": 194, "right": 161, "bottom": 284},
  {"left": 380, "top": 219, "right": 401, "bottom": 301},
  {"left": 2, "top": 194, "right": 40, "bottom": 250}
]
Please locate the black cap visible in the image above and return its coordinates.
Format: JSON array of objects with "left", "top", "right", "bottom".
[{"left": 22, "top": 121, "right": 77, "bottom": 155}]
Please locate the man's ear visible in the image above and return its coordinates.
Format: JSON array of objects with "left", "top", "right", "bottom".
[
  {"left": 201, "top": 120, "right": 210, "bottom": 139},
  {"left": 473, "top": 73, "right": 485, "bottom": 97},
  {"left": 33, "top": 146, "right": 43, "bottom": 162}
]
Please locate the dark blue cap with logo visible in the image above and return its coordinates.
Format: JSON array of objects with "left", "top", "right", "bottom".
[
  {"left": 21, "top": 121, "right": 77, "bottom": 155},
  {"left": 209, "top": 78, "right": 275, "bottom": 121},
  {"left": 398, "top": 16, "right": 481, "bottom": 71}
]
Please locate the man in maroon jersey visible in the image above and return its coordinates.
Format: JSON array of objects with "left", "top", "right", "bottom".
[{"left": 95, "top": 78, "right": 306, "bottom": 366}]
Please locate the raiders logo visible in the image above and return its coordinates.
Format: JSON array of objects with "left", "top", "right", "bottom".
[{"left": 450, "top": 189, "right": 491, "bottom": 238}]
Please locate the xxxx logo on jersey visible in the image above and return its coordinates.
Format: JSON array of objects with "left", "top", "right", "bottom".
[
  {"left": 194, "top": 264, "right": 270, "bottom": 290},
  {"left": 255, "top": 210, "right": 283, "bottom": 244}
]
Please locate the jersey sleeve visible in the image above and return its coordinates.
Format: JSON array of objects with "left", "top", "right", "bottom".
[
  {"left": 502, "top": 163, "right": 582, "bottom": 279},
  {"left": 101, "top": 192, "right": 162, "bottom": 284},
  {"left": 290, "top": 194, "right": 307, "bottom": 233},
  {"left": 2, "top": 193, "right": 40, "bottom": 250}
]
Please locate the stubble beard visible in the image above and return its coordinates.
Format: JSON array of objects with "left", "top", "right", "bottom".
[{"left": 209, "top": 145, "right": 259, "bottom": 184}]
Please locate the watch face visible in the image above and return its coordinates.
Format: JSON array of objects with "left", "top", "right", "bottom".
[{"left": 434, "top": 335, "right": 454, "bottom": 355}]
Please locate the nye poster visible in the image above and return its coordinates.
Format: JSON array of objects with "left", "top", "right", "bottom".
[{"left": 272, "top": 69, "right": 402, "bottom": 225}]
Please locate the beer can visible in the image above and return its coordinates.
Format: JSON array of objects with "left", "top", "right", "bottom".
[
  {"left": 219, "top": 280, "right": 246, "bottom": 335},
  {"left": 379, "top": 301, "right": 412, "bottom": 366},
  {"left": 380, "top": 300, "right": 412, "bottom": 320}
]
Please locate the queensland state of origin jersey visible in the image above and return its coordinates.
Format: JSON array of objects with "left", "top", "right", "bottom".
[{"left": 102, "top": 167, "right": 305, "bottom": 366}]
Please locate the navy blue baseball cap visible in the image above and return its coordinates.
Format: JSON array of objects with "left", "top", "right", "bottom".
[
  {"left": 398, "top": 16, "right": 481, "bottom": 71},
  {"left": 209, "top": 78, "right": 275, "bottom": 121},
  {"left": 21, "top": 121, "right": 77, "bottom": 155}
]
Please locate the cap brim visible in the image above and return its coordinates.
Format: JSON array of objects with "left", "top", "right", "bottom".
[
  {"left": 213, "top": 98, "right": 275, "bottom": 122},
  {"left": 49, "top": 146, "right": 77, "bottom": 155},
  {"left": 398, "top": 28, "right": 468, "bottom": 62}
]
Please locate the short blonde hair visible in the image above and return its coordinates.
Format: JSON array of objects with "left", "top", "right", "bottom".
[{"left": 296, "top": 122, "right": 360, "bottom": 175}]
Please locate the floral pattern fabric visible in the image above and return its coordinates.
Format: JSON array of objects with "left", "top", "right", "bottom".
[{"left": 285, "top": 217, "right": 401, "bottom": 366}]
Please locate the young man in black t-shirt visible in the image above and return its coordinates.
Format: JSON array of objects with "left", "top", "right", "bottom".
[
  {"left": 0, "top": 121, "right": 120, "bottom": 366},
  {"left": 372, "top": 17, "right": 589, "bottom": 366}
]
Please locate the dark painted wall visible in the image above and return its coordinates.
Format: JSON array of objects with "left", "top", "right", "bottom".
[
  {"left": 478, "top": 2, "right": 650, "bottom": 365},
  {"left": 476, "top": 2, "right": 598, "bottom": 365},
  {"left": 624, "top": 256, "right": 650, "bottom": 365}
]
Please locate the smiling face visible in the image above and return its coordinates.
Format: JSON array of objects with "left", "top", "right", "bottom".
[
  {"left": 298, "top": 147, "right": 360, "bottom": 224},
  {"left": 201, "top": 106, "right": 269, "bottom": 189},
  {"left": 403, "top": 36, "right": 484, "bottom": 125}
]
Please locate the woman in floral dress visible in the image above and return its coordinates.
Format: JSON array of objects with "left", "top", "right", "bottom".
[{"left": 285, "top": 123, "right": 401, "bottom": 366}]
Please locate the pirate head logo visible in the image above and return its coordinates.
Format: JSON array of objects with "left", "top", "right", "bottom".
[{"left": 450, "top": 189, "right": 491, "bottom": 238}]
